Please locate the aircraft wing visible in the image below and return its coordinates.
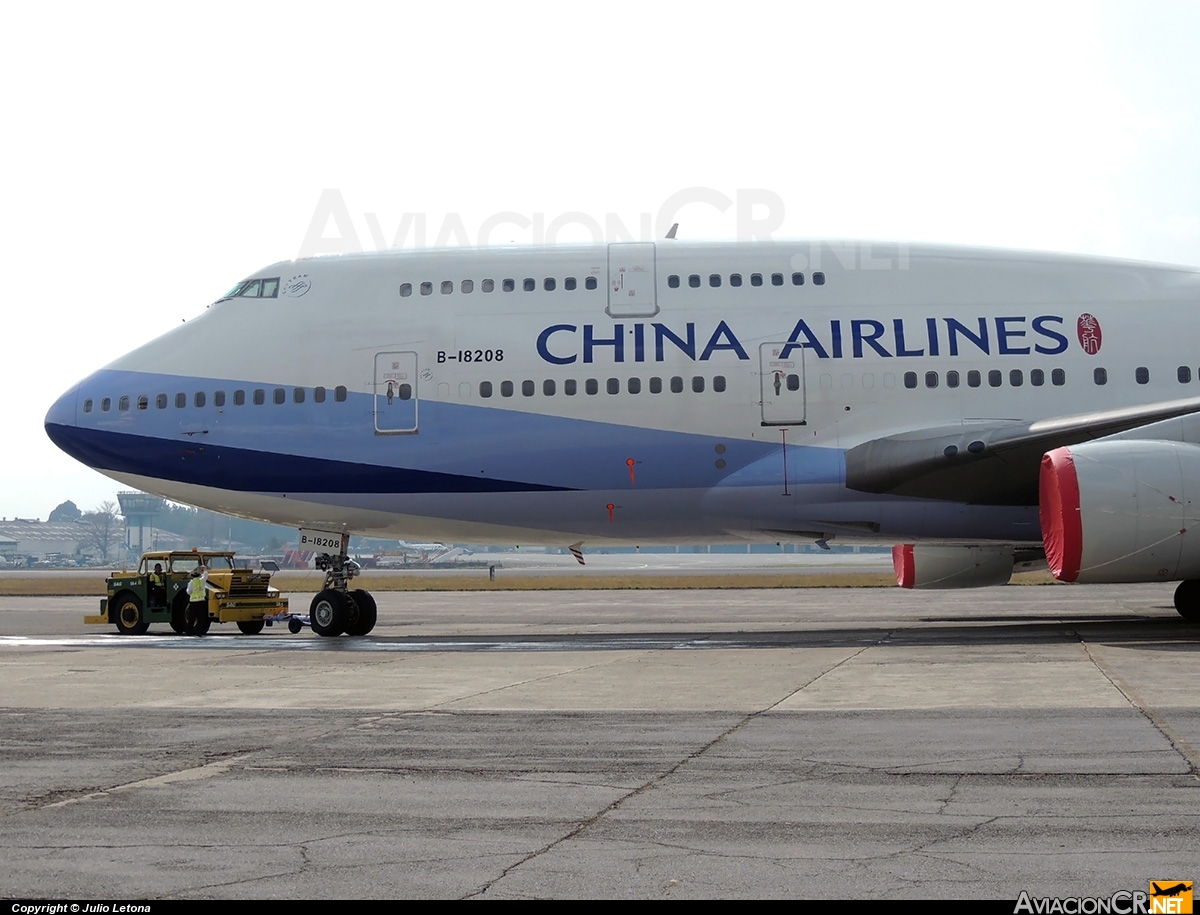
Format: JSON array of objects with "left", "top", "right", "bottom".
[{"left": 844, "top": 396, "right": 1200, "bottom": 506}]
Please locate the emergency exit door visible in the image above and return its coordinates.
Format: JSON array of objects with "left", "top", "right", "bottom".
[
  {"left": 759, "top": 342, "right": 806, "bottom": 425},
  {"left": 374, "top": 351, "right": 418, "bottom": 433}
]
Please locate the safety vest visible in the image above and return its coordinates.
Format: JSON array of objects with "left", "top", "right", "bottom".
[
  {"left": 188, "top": 576, "right": 206, "bottom": 602},
  {"left": 150, "top": 573, "right": 163, "bottom": 586}
]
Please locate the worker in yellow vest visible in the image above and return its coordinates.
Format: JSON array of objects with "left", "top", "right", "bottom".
[
  {"left": 149, "top": 563, "right": 166, "bottom": 607},
  {"left": 185, "top": 566, "right": 209, "bottom": 636}
]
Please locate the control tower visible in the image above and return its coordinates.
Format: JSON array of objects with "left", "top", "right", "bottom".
[{"left": 117, "top": 491, "right": 165, "bottom": 555}]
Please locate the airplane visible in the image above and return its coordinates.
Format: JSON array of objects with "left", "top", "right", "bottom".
[
  {"left": 1150, "top": 883, "right": 1191, "bottom": 898},
  {"left": 43, "top": 239, "right": 1200, "bottom": 637}
]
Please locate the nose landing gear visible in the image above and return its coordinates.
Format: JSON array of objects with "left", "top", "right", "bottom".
[{"left": 309, "top": 539, "right": 378, "bottom": 637}]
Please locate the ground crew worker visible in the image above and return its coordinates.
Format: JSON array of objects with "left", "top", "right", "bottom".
[
  {"left": 186, "top": 566, "right": 209, "bottom": 635},
  {"left": 149, "top": 563, "right": 166, "bottom": 607}
]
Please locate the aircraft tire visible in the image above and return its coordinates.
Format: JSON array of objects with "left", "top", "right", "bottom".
[
  {"left": 346, "top": 589, "right": 377, "bottom": 636},
  {"left": 114, "top": 594, "right": 150, "bottom": 636},
  {"left": 310, "top": 589, "right": 347, "bottom": 637},
  {"left": 237, "top": 620, "right": 266, "bottom": 635},
  {"left": 1173, "top": 580, "right": 1200, "bottom": 621}
]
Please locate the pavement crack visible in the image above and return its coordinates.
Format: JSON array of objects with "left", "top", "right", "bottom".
[
  {"left": 463, "top": 641, "right": 884, "bottom": 898},
  {"left": 1073, "top": 630, "right": 1200, "bottom": 779}
]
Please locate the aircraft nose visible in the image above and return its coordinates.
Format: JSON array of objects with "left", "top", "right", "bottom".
[{"left": 45, "top": 383, "right": 79, "bottom": 432}]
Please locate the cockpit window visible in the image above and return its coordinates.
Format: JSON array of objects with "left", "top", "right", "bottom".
[{"left": 217, "top": 277, "right": 281, "bottom": 302}]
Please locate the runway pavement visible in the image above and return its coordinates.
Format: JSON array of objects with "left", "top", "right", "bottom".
[{"left": 1, "top": 583, "right": 1198, "bottom": 899}]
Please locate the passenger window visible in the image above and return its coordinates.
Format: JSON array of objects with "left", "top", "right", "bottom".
[
  {"left": 668, "top": 275, "right": 680, "bottom": 288},
  {"left": 137, "top": 395, "right": 149, "bottom": 410},
  {"left": 670, "top": 376, "right": 683, "bottom": 393},
  {"left": 544, "top": 278, "right": 555, "bottom": 291},
  {"left": 649, "top": 377, "right": 663, "bottom": 393},
  {"left": 83, "top": 399, "right": 93, "bottom": 413},
  {"left": 607, "top": 378, "right": 619, "bottom": 394},
  {"left": 709, "top": 274, "right": 721, "bottom": 287},
  {"left": 1052, "top": 369, "right": 1066, "bottom": 386},
  {"left": 399, "top": 283, "right": 413, "bottom": 297},
  {"left": 925, "top": 372, "right": 938, "bottom": 388},
  {"left": 233, "top": 390, "right": 245, "bottom": 406},
  {"left": 273, "top": 388, "right": 285, "bottom": 404},
  {"left": 1030, "top": 369, "right": 1044, "bottom": 386},
  {"left": 988, "top": 370, "right": 1002, "bottom": 387},
  {"left": 482, "top": 279, "right": 495, "bottom": 292},
  {"left": 585, "top": 277, "right": 598, "bottom": 290},
  {"left": 565, "top": 277, "right": 577, "bottom": 290},
  {"left": 194, "top": 392, "right": 205, "bottom": 408},
  {"left": 523, "top": 278, "right": 535, "bottom": 292},
  {"left": 692, "top": 376, "right": 705, "bottom": 393},
  {"left": 1179, "top": 366, "right": 1192, "bottom": 384},
  {"left": 628, "top": 377, "right": 641, "bottom": 394},
  {"left": 771, "top": 273, "right": 783, "bottom": 286},
  {"left": 543, "top": 379, "right": 556, "bottom": 396},
  {"left": 564, "top": 379, "right": 577, "bottom": 395},
  {"left": 730, "top": 274, "right": 742, "bottom": 287},
  {"left": 420, "top": 282, "right": 432, "bottom": 296},
  {"left": 461, "top": 279, "right": 474, "bottom": 293},
  {"left": 791, "top": 272, "right": 804, "bottom": 285},
  {"left": 503, "top": 278, "right": 515, "bottom": 292},
  {"left": 586, "top": 378, "right": 598, "bottom": 395},
  {"left": 1010, "top": 370, "right": 1023, "bottom": 387},
  {"left": 750, "top": 274, "right": 763, "bottom": 287},
  {"left": 314, "top": 386, "right": 326, "bottom": 403},
  {"left": 689, "top": 275, "right": 701, "bottom": 288},
  {"left": 1094, "top": 367, "right": 1107, "bottom": 385},
  {"left": 253, "top": 389, "right": 265, "bottom": 406},
  {"left": 101, "top": 397, "right": 111, "bottom": 412},
  {"left": 214, "top": 391, "right": 225, "bottom": 407},
  {"left": 946, "top": 371, "right": 960, "bottom": 388},
  {"left": 441, "top": 281, "right": 453, "bottom": 295},
  {"left": 335, "top": 386, "right": 347, "bottom": 402},
  {"left": 967, "top": 370, "right": 981, "bottom": 388},
  {"left": 813, "top": 272, "right": 826, "bottom": 285},
  {"left": 904, "top": 372, "right": 917, "bottom": 389},
  {"left": 713, "top": 375, "right": 726, "bottom": 392},
  {"left": 1136, "top": 366, "right": 1149, "bottom": 384},
  {"left": 480, "top": 381, "right": 493, "bottom": 398},
  {"left": 293, "top": 387, "right": 305, "bottom": 403},
  {"left": 156, "top": 394, "right": 167, "bottom": 409},
  {"left": 119, "top": 396, "right": 130, "bottom": 411},
  {"left": 176, "top": 393, "right": 187, "bottom": 408},
  {"left": 522, "top": 380, "right": 535, "bottom": 396},
  {"left": 501, "top": 381, "right": 514, "bottom": 397}
]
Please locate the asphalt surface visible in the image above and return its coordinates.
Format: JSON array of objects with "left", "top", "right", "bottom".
[{"left": 1, "top": 583, "right": 1198, "bottom": 899}]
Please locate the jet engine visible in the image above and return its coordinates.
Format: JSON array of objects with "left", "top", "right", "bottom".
[
  {"left": 1039, "top": 440, "right": 1200, "bottom": 583},
  {"left": 892, "top": 543, "right": 1016, "bottom": 589}
]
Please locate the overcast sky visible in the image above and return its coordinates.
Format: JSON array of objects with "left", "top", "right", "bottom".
[{"left": 3, "top": 0, "right": 1198, "bottom": 520}]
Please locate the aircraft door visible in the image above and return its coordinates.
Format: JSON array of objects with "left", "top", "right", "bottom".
[
  {"left": 759, "top": 342, "right": 806, "bottom": 425},
  {"left": 606, "top": 242, "right": 658, "bottom": 317},
  {"left": 374, "top": 351, "right": 419, "bottom": 434}
]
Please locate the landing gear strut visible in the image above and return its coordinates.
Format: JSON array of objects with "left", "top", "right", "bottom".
[{"left": 308, "top": 534, "right": 377, "bottom": 637}]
